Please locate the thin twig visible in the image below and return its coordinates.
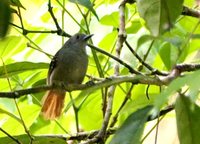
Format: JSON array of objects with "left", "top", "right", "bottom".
[
  {"left": 27, "top": 43, "right": 53, "bottom": 58},
  {"left": 61, "top": 0, "right": 66, "bottom": 45},
  {"left": 125, "top": 40, "right": 168, "bottom": 76},
  {"left": 48, "top": 0, "right": 70, "bottom": 37},
  {"left": 147, "top": 105, "right": 174, "bottom": 121},
  {"left": 55, "top": 0, "right": 87, "bottom": 32},
  {"left": 69, "top": 92, "right": 80, "bottom": 133},
  {"left": 179, "top": 20, "right": 200, "bottom": 61},
  {"left": 109, "top": 83, "right": 134, "bottom": 128},
  {"left": 0, "top": 128, "right": 22, "bottom": 144},
  {"left": 138, "top": 40, "right": 154, "bottom": 72},
  {"left": 125, "top": 40, "right": 154, "bottom": 71},
  {"left": 141, "top": 116, "right": 165, "bottom": 143},
  {"left": 14, "top": 99, "right": 34, "bottom": 143},
  {"left": 17, "top": 6, "right": 25, "bottom": 34},
  {"left": 154, "top": 115, "right": 160, "bottom": 144},
  {"left": 54, "top": 120, "right": 69, "bottom": 134},
  {"left": 9, "top": 22, "right": 67, "bottom": 35},
  {"left": 88, "top": 44, "right": 142, "bottom": 74},
  {"left": 1, "top": 58, "right": 34, "bottom": 143}
]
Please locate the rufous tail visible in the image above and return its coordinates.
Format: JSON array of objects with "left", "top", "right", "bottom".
[{"left": 41, "top": 90, "right": 65, "bottom": 120}]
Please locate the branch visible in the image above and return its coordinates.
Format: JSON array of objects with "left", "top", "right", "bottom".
[
  {"left": 125, "top": 40, "right": 168, "bottom": 76},
  {"left": 182, "top": 6, "right": 200, "bottom": 18},
  {"left": 1, "top": 63, "right": 200, "bottom": 98},
  {"left": 0, "top": 85, "right": 52, "bottom": 98},
  {"left": 147, "top": 105, "right": 174, "bottom": 121},
  {"left": 175, "top": 63, "right": 200, "bottom": 72},
  {"left": 88, "top": 44, "right": 142, "bottom": 74},
  {"left": 98, "top": 1, "right": 127, "bottom": 143},
  {"left": 9, "top": 22, "right": 62, "bottom": 35},
  {"left": 48, "top": 0, "right": 70, "bottom": 37},
  {"left": 160, "top": 63, "right": 200, "bottom": 83},
  {"left": 0, "top": 75, "right": 163, "bottom": 98},
  {"left": 109, "top": 84, "right": 134, "bottom": 128},
  {"left": 0, "top": 128, "right": 22, "bottom": 144},
  {"left": 33, "top": 128, "right": 116, "bottom": 142}
]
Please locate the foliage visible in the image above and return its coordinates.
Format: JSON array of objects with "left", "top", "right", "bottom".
[{"left": 0, "top": 0, "right": 200, "bottom": 144}]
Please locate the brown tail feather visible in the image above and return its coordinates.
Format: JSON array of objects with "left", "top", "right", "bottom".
[{"left": 41, "top": 90, "right": 65, "bottom": 120}]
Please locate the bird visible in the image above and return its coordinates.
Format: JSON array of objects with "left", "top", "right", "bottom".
[{"left": 41, "top": 33, "right": 93, "bottom": 120}]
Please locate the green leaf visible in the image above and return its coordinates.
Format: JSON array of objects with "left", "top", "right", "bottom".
[
  {"left": 175, "top": 95, "right": 200, "bottom": 144},
  {"left": 79, "top": 91, "right": 102, "bottom": 130},
  {"left": 100, "top": 12, "right": 119, "bottom": 27},
  {"left": 136, "top": 35, "right": 154, "bottom": 51},
  {"left": 9, "top": 0, "right": 26, "bottom": 9},
  {"left": 136, "top": 0, "right": 184, "bottom": 36},
  {"left": 159, "top": 42, "right": 171, "bottom": 69},
  {"left": 126, "top": 19, "right": 142, "bottom": 34},
  {"left": 0, "top": 134, "right": 66, "bottom": 144},
  {"left": 0, "top": 62, "right": 48, "bottom": 78},
  {"left": 154, "top": 70, "right": 200, "bottom": 110},
  {"left": 0, "top": 104, "right": 40, "bottom": 136},
  {"left": 98, "top": 31, "right": 118, "bottom": 50},
  {"left": 0, "top": 0, "right": 11, "bottom": 38},
  {"left": 0, "top": 107, "right": 21, "bottom": 123},
  {"left": 0, "top": 36, "right": 26, "bottom": 61},
  {"left": 159, "top": 42, "right": 178, "bottom": 70},
  {"left": 110, "top": 106, "right": 153, "bottom": 144},
  {"left": 69, "top": 0, "right": 99, "bottom": 20}
]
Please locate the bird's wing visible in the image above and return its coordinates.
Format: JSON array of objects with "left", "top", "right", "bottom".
[{"left": 47, "top": 51, "right": 60, "bottom": 84}]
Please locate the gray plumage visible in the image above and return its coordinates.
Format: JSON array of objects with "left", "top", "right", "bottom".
[
  {"left": 41, "top": 33, "right": 92, "bottom": 119},
  {"left": 48, "top": 33, "right": 90, "bottom": 85}
]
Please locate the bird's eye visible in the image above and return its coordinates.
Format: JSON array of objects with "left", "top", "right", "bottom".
[{"left": 76, "top": 35, "right": 80, "bottom": 39}]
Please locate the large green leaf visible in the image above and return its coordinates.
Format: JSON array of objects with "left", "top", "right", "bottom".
[
  {"left": 110, "top": 106, "right": 153, "bottom": 144},
  {"left": 98, "top": 31, "right": 118, "bottom": 50},
  {"left": 154, "top": 70, "right": 200, "bottom": 110},
  {"left": 0, "top": 107, "right": 21, "bottom": 123},
  {"left": 0, "top": 62, "right": 48, "bottom": 78},
  {"left": 78, "top": 90, "right": 103, "bottom": 130},
  {"left": 136, "top": 0, "right": 184, "bottom": 36},
  {"left": 0, "top": 36, "right": 26, "bottom": 61},
  {"left": 100, "top": 12, "right": 119, "bottom": 27},
  {"left": 0, "top": 104, "right": 40, "bottom": 136},
  {"left": 175, "top": 96, "right": 200, "bottom": 144},
  {"left": 69, "top": 0, "right": 99, "bottom": 20},
  {"left": 0, "top": 0, "right": 11, "bottom": 38},
  {"left": 0, "top": 134, "right": 66, "bottom": 144},
  {"left": 159, "top": 42, "right": 171, "bottom": 69},
  {"left": 159, "top": 42, "right": 178, "bottom": 70}
]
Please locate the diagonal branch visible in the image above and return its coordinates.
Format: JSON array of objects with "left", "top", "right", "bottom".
[
  {"left": 88, "top": 44, "right": 142, "bottom": 74},
  {"left": 48, "top": 0, "right": 70, "bottom": 37},
  {"left": 182, "top": 6, "right": 200, "bottom": 18},
  {"left": 125, "top": 40, "right": 168, "bottom": 76}
]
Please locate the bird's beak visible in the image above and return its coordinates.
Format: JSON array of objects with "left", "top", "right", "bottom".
[{"left": 83, "top": 34, "right": 93, "bottom": 41}]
